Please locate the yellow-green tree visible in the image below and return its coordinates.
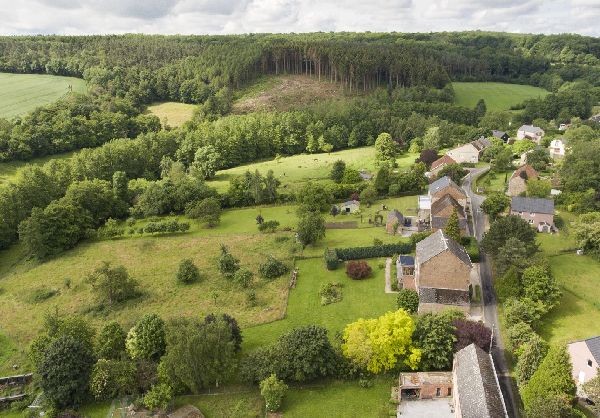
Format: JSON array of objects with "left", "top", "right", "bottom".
[{"left": 342, "top": 309, "right": 421, "bottom": 373}]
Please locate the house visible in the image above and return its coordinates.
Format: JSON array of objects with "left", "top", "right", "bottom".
[
  {"left": 429, "top": 176, "right": 468, "bottom": 208},
  {"left": 386, "top": 209, "right": 404, "bottom": 234},
  {"left": 446, "top": 137, "right": 492, "bottom": 164},
  {"left": 398, "top": 371, "right": 453, "bottom": 400},
  {"left": 431, "top": 155, "right": 457, "bottom": 176},
  {"left": 396, "top": 255, "right": 415, "bottom": 290},
  {"left": 492, "top": 130, "right": 510, "bottom": 143},
  {"left": 339, "top": 200, "right": 360, "bottom": 214},
  {"left": 549, "top": 138, "right": 568, "bottom": 159},
  {"left": 559, "top": 123, "right": 570, "bottom": 131},
  {"left": 430, "top": 195, "right": 468, "bottom": 235},
  {"left": 415, "top": 230, "right": 472, "bottom": 313},
  {"left": 516, "top": 125, "right": 545, "bottom": 144},
  {"left": 507, "top": 165, "right": 539, "bottom": 196},
  {"left": 568, "top": 336, "right": 600, "bottom": 385},
  {"left": 510, "top": 196, "right": 555, "bottom": 232},
  {"left": 453, "top": 344, "right": 508, "bottom": 418}
]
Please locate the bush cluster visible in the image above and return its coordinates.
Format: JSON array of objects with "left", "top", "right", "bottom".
[
  {"left": 259, "top": 256, "right": 289, "bottom": 279},
  {"left": 142, "top": 220, "right": 190, "bottom": 234},
  {"left": 346, "top": 260, "right": 372, "bottom": 279}
]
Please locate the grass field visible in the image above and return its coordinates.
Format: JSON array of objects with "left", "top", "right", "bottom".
[
  {"left": 474, "top": 170, "right": 509, "bottom": 194},
  {"left": 207, "top": 147, "right": 418, "bottom": 193},
  {"left": 147, "top": 102, "right": 197, "bottom": 127},
  {"left": 452, "top": 82, "right": 549, "bottom": 112},
  {"left": 0, "top": 72, "right": 87, "bottom": 119}
]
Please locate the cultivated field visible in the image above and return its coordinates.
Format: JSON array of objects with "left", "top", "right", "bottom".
[
  {"left": 452, "top": 82, "right": 549, "bottom": 111},
  {"left": 147, "top": 102, "right": 197, "bottom": 127},
  {"left": 0, "top": 72, "right": 87, "bottom": 119},
  {"left": 232, "top": 75, "right": 366, "bottom": 114}
]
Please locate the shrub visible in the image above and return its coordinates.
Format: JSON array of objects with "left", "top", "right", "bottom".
[
  {"left": 319, "top": 282, "right": 343, "bottom": 305},
  {"left": 86, "top": 262, "right": 139, "bottom": 306},
  {"left": 335, "top": 243, "right": 412, "bottom": 261},
  {"left": 506, "top": 321, "right": 535, "bottom": 354},
  {"left": 143, "top": 220, "right": 190, "bottom": 234},
  {"left": 96, "top": 321, "right": 126, "bottom": 360},
  {"left": 260, "top": 374, "right": 288, "bottom": 413},
  {"left": 27, "top": 287, "right": 59, "bottom": 303},
  {"left": 218, "top": 245, "right": 240, "bottom": 277},
  {"left": 258, "top": 220, "right": 280, "bottom": 233},
  {"left": 185, "top": 197, "right": 221, "bottom": 227},
  {"left": 324, "top": 248, "right": 340, "bottom": 270},
  {"left": 495, "top": 267, "right": 522, "bottom": 301},
  {"left": 453, "top": 319, "right": 492, "bottom": 352},
  {"left": 143, "top": 383, "right": 173, "bottom": 412},
  {"left": 259, "top": 256, "right": 289, "bottom": 279},
  {"left": 346, "top": 260, "right": 372, "bottom": 279},
  {"left": 90, "top": 359, "right": 136, "bottom": 400},
  {"left": 515, "top": 334, "right": 548, "bottom": 385},
  {"left": 397, "top": 289, "right": 419, "bottom": 314},
  {"left": 98, "top": 218, "right": 124, "bottom": 238},
  {"left": 233, "top": 268, "right": 253, "bottom": 288},
  {"left": 176, "top": 259, "right": 200, "bottom": 284},
  {"left": 126, "top": 314, "right": 166, "bottom": 361}
]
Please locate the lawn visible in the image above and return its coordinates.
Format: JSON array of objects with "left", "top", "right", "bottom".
[
  {"left": 207, "top": 147, "right": 419, "bottom": 193},
  {"left": 474, "top": 170, "right": 509, "bottom": 194},
  {"left": 174, "top": 388, "right": 263, "bottom": 418},
  {"left": 147, "top": 102, "right": 197, "bottom": 128},
  {"left": 536, "top": 230, "right": 600, "bottom": 345},
  {"left": 452, "top": 82, "right": 549, "bottom": 112},
  {"left": 0, "top": 72, "right": 87, "bottom": 119}
]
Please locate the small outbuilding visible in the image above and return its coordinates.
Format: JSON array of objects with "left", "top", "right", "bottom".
[
  {"left": 399, "top": 371, "right": 453, "bottom": 400},
  {"left": 396, "top": 255, "right": 415, "bottom": 290},
  {"left": 386, "top": 209, "right": 404, "bottom": 234},
  {"left": 339, "top": 200, "right": 360, "bottom": 214}
]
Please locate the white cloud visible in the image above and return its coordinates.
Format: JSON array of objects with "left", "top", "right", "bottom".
[{"left": 0, "top": 0, "right": 597, "bottom": 36}]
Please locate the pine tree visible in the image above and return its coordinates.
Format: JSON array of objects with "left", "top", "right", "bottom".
[{"left": 444, "top": 209, "right": 461, "bottom": 242}]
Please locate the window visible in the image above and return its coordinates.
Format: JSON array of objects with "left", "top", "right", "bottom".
[
  {"left": 436, "top": 388, "right": 441, "bottom": 397},
  {"left": 448, "top": 387, "right": 452, "bottom": 396},
  {"left": 589, "top": 359, "right": 593, "bottom": 367},
  {"left": 531, "top": 213, "right": 536, "bottom": 217},
  {"left": 528, "top": 219, "right": 534, "bottom": 224}
]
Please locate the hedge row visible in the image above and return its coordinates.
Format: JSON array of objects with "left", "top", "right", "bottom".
[{"left": 332, "top": 243, "right": 412, "bottom": 262}]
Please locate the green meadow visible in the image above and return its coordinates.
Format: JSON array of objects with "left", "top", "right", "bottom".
[{"left": 452, "top": 82, "right": 549, "bottom": 111}]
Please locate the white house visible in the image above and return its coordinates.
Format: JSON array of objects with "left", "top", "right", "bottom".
[
  {"left": 517, "top": 125, "right": 545, "bottom": 144},
  {"left": 568, "top": 336, "right": 600, "bottom": 385},
  {"left": 446, "top": 137, "right": 492, "bottom": 164},
  {"left": 549, "top": 138, "right": 568, "bottom": 159}
]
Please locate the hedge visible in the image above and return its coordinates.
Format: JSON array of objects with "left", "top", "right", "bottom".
[
  {"left": 333, "top": 243, "right": 412, "bottom": 261},
  {"left": 324, "top": 249, "right": 340, "bottom": 270}
]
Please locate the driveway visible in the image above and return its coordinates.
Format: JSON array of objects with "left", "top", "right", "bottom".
[{"left": 463, "top": 167, "right": 521, "bottom": 418}]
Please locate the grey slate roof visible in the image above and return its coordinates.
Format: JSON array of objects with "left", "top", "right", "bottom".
[
  {"left": 585, "top": 336, "right": 600, "bottom": 363},
  {"left": 418, "top": 287, "right": 469, "bottom": 305},
  {"left": 431, "top": 216, "right": 468, "bottom": 231},
  {"left": 454, "top": 344, "right": 507, "bottom": 418},
  {"left": 428, "top": 176, "right": 465, "bottom": 197},
  {"left": 398, "top": 255, "right": 415, "bottom": 266},
  {"left": 415, "top": 230, "right": 472, "bottom": 267},
  {"left": 518, "top": 124, "right": 543, "bottom": 134},
  {"left": 511, "top": 196, "right": 554, "bottom": 215},
  {"left": 430, "top": 194, "right": 465, "bottom": 217},
  {"left": 492, "top": 130, "right": 508, "bottom": 139},
  {"left": 472, "top": 136, "right": 492, "bottom": 151},
  {"left": 387, "top": 209, "right": 404, "bottom": 223}
]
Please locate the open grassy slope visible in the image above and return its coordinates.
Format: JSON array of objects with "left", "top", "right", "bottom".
[
  {"left": 0, "top": 151, "right": 75, "bottom": 187},
  {"left": 147, "top": 102, "right": 197, "bottom": 127},
  {"left": 232, "top": 75, "right": 367, "bottom": 114},
  {"left": 208, "top": 147, "right": 418, "bottom": 193},
  {"left": 452, "top": 82, "right": 549, "bottom": 111},
  {"left": 0, "top": 72, "right": 87, "bottom": 119}
]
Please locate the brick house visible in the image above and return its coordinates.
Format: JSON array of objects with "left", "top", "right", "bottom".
[
  {"left": 415, "top": 230, "right": 472, "bottom": 314},
  {"left": 430, "top": 195, "right": 468, "bottom": 235},
  {"left": 430, "top": 154, "right": 457, "bottom": 176},
  {"left": 386, "top": 209, "right": 404, "bottom": 234},
  {"left": 510, "top": 196, "right": 555, "bottom": 232},
  {"left": 517, "top": 125, "right": 545, "bottom": 144},
  {"left": 453, "top": 344, "right": 508, "bottom": 418},
  {"left": 446, "top": 137, "right": 491, "bottom": 164},
  {"left": 568, "top": 336, "right": 600, "bottom": 385},
  {"left": 507, "top": 165, "right": 539, "bottom": 197},
  {"left": 399, "top": 371, "right": 453, "bottom": 400},
  {"left": 429, "top": 176, "right": 468, "bottom": 208}
]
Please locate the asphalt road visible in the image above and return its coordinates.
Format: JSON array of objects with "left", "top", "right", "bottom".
[{"left": 463, "top": 167, "right": 521, "bottom": 418}]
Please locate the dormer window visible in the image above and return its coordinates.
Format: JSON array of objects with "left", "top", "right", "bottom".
[{"left": 589, "top": 359, "right": 593, "bottom": 367}]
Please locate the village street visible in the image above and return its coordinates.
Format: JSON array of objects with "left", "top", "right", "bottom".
[{"left": 463, "top": 167, "right": 520, "bottom": 418}]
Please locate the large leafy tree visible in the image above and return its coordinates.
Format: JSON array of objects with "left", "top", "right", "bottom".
[
  {"left": 375, "top": 132, "right": 397, "bottom": 166},
  {"left": 342, "top": 310, "right": 421, "bottom": 373},
  {"left": 437, "top": 163, "right": 467, "bottom": 185},
  {"left": 443, "top": 209, "right": 461, "bottom": 242},
  {"left": 87, "top": 262, "right": 139, "bottom": 306},
  {"left": 453, "top": 319, "right": 492, "bottom": 353},
  {"left": 96, "top": 321, "right": 127, "bottom": 360},
  {"left": 39, "top": 336, "right": 96, "bottom": 409},
  {"left": 190, "top": 145, "right": 221, "bottom": 180},
  {"left": 297, "top": 212, "right": 326, "bottom": 247},
  {"left": 515, "top": 334, "right": 548, "bottom": 386},
  {"left": 161, "top": 317, "right": 237, "bottom": 392},
  {"left": 521, "top": 345, "right": 576, "bottom": 413},
  {"left": 185, "top": 197, "right": 222, "bottom": 227},
  {"left": 330, "top": 160, "right": 346, "bottom": 183},
  {"left": 495, "top": 237, "right": 531, "bottom": 276},
  {"left": 482, "top": 215, "right": 537, "bottom": 257},
  {"left": 414, "top": 311, "right": 462, "bottom": 371},
  {"left": 481, "top": 192, "right": 510, "bottom": 221},
  {"left": 126, "top": 313, "right": 166, "bottom": 361},
  {"left": 521, "top": 265, "right": 561, "bottom": 313}
]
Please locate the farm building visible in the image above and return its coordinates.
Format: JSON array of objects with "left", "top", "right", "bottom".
[
  {"left": 399, "top": 371, "right": 453, "bottom": 400},
  {"left": 507, "top": 164, "right": 538, "bottom": 196}
]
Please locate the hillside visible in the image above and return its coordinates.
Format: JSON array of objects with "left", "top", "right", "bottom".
[
  {"left": 452, "top": 81, "right": 549, "bottom": 111},
  {"left": 0, "top": 72, "right": 87, "bottom": 119}
]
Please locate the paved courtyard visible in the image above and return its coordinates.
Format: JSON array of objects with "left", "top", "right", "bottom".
[{"left": 398, "top": 398, "right": 454, "bottom": 417}]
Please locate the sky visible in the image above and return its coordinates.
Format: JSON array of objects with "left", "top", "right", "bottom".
[{"left": 1, "top": 0, "right": 599, "bottom": 37}]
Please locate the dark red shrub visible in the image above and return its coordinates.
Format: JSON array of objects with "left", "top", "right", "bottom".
[
  {"left": 453, "top": 319, "right": 492, "bottom": 353},
  {"left": 346, "top": 260, "right": 372, "bottom": 279}
]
